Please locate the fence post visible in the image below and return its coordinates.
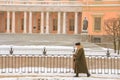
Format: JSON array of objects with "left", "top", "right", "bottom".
[
  {"left": 10, "top": 47, "right": 13, "bottom": 55},
  {"left": 43, "top": 47, "right": 47, "bottom": 55}
]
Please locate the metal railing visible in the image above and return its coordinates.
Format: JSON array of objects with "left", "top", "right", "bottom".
[
  {"left": 86, "top": 55, "right": 120, "bottom": 74},
  {"left": 0, "top": 54, "right": 120, "bottom": 74}
]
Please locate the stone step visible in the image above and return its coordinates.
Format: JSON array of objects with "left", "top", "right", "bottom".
[
  {"left": 0, "top": 34, "right": 80, "bottom": 45},
  {"left": 0, "top": 34, "right": 80, "bottom": 41},
  {"left": 0, "top": 34, "right": 102, "bottom": 49}
]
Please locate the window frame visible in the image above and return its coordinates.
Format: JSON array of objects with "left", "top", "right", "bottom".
[
  {"left": 93, "top": 37, "right": 101, "bottom": 43},
  {"left": 92, "top": 14, "right": 104, "bottom": 32},
  {"left": 94, "top": 17, "right": 101, "bottom": 31}
]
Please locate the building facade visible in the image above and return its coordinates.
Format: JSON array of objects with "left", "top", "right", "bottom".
[{"left": 0, "top": 0, "right": 120, "bottom": 42}]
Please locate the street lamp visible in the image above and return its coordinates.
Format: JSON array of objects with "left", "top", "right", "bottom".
[
  {"left": 106, "top": 48, "right": 110, "bottom": 57},
  {"left": 43, "top": 47, "right": 46, "bottom": 55},
  {"left": 10, "top": 46, "right": 13, "bottom": 55}
]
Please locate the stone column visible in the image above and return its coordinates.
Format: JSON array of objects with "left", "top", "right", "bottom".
[
  {"left": 41, "top": 12, "right": 44, "bottom": 34},
  {"left": 57, "top": 12, "right": 61, "bottom": 34},
  {"left": 7, "top": 11, "right": 10, "bottom": 33},
  {"left": 46, "top": 12, "right": 49, "bottom": 34},
  {"left": 12, "top": 11, "right": 15, "bottom": 33},
  {"left": 24, "top": 12, "right": 27, "bottom": 33},
  {"left": 63, "top": 12, "right": 66, "bottom": 34},
  {"left": 74, "top": 12, "right": 78, "bottom": 34},
  {"left": 29, "top": 11, "right": 32, "bottom": 33}
]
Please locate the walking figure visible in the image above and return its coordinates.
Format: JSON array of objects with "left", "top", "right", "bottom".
[{"left": 73, "top": 42, "right": 90, "bottom": 77}]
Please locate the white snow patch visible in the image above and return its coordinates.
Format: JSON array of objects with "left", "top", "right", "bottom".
[{"left": 0, "top": 45, "right": 119, "bottom": 56}]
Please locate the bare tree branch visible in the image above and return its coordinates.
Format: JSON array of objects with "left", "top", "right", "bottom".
[{"left": 104, "top": 18, "right": 120, "bottom": 54}]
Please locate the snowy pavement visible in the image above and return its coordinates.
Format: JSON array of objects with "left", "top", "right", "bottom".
[{"left": 0, "top": 73, "right": 120, "bottom": 80}]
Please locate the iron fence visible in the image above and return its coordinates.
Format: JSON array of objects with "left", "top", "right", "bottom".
[{"left": 0, "top": 54, "right": 120, "bottom": 74}]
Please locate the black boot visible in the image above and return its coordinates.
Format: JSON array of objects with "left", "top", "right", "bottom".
[
  {"left": 74, "top": 73, "right": 79, "bottom": 77},
  {"left": 87, "top": 73, "right": 90, "bottom": 77}
]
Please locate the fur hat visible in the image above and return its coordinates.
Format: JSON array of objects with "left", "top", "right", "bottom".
[{"left": 75, "top": 42, "right": 81, "bottom": 45}]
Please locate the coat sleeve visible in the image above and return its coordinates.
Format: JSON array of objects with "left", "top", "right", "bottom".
[{"left": 75, "top": 49, "right": 83, "bottom": 60}]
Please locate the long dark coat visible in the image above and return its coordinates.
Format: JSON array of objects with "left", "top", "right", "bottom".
[{"left": 73, "top": 47, "right": 89, "bottom": 73}]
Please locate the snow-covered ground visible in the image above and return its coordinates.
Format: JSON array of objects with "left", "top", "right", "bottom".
[
  {"left": 0, "top": 45, "right": 119, "bottom": 56},
  {"left": 0, "top": 74, "right": 120, "bottom": 80}
]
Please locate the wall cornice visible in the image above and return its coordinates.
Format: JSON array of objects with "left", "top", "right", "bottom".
[
  {"left": 85, "top": 4, "right": 120, "bottom": 7},
  {"left": 0, "top": 4, "right": 120, "bottom": 12},
  {"left": 0, "top": 5, "right": 82, "bottom": 12}
]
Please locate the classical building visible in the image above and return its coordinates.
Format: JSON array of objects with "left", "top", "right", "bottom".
[{"left": 0, "top": 0, "right": 120, "bottom": 43}]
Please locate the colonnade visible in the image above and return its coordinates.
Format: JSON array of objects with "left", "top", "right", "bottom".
[{"left": 6, "top": 11, "right": 80, "bottom": 34}]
